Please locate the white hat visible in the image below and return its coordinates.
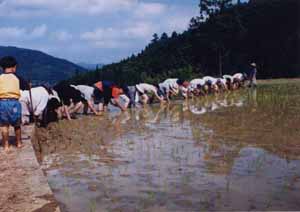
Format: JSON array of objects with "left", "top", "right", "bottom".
[{"left": 250, "top": 63, "right": 257, "bottom": 67}]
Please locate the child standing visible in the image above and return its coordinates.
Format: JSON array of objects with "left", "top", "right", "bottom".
[{"left": 0, "top": 56, "right": 22, "bottom": 151}]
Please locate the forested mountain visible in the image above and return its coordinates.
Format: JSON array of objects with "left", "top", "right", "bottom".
[
  {"left": 0, "top": 46, "right": 86, "bottom": 84},
  {"left": 69, "top": 0, "right": 299, "bottom": 86},
  {"left": 77, "top": 63, "right": 104, "bottom": 71}
]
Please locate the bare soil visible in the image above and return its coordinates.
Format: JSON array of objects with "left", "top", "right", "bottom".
[{"left": 0, "top": 126, "right": 60, "bottom": 212}]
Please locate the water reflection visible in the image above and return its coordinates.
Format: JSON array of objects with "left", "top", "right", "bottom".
[{"left": 37, "top": 84, "right": 300, "bottom": 212}]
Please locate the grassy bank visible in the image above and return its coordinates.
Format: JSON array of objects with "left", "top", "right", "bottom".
[{"left": 258, "top": 78, "right": 300, "bottom": 85}]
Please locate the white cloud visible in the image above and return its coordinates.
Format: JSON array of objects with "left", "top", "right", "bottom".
[
  {"left": 31, "top": 24, "right": 47, "bottom": 38},
  {"left": 79, "top": 3, "right": 197, "bottom": 51},
  {"left": 94, "top": 40, "right": 129, "bottom": 49},
  {"left": 0, "top": 0, "right": 199, "bottom": 63},
  {"left": 0, "top": 0, "right": 168, "bottom": 18},
  {"left": 0, "top": 27, "right": 25, "bottom": 39},
  {"left": 81, "top": 22, "right": 156, "bottom": 48},
  {"left": 53, "top": 31, "right": 73, "bottom": 41},
  {"left": 165, "top": 16, "right": 191, "bottom": 33},
  {"left": 0, "top": 0, "right": 140, "bottom": 16},
  {"left": 66, "top": 0, "right": 137, "bottom": 15},
  {"left": 0, "top": 0, "right": 49, "bottom": 18},
  {"left": 134, "top": 2, "right": 166, "bottom": 18},
  {"left": 0, "top": 24, "right": 47, "bottom": 40},
  {"left": 81, "top": 23, "right": 154, "bottom": 41},
  {"left": 124, "top": 22, "right": 155, "bottom": 38}
]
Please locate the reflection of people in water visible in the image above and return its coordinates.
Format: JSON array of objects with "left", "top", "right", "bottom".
[
  {"left": 248, "top": 87, "right": 257, "bottom": 108},
  {"left": 110, "top": 104, "right": 168, "bottom": 133},
  {"left": 187, "top": 93, "right": 246, "bottom": 115}
]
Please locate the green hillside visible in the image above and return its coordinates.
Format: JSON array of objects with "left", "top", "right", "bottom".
[
  {"left": 69, "top": 0, "right": 299, "bottom": 86},
  {"left": 0, "top": 46, "right": 86, "bottom": 84}
]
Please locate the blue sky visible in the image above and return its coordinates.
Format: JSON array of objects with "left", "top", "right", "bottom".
[
  {"left": 0, "top": 0, "right": 199, "bottom": 64},
  {"left": 0, "top": 0, "right": 247, "bottom": 64}
]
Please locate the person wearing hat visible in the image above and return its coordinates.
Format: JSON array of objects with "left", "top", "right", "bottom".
[
  {"left": 249, "top": 63, "right": 257, "bottom": 88},
  {"left": 0, "top": 56, "right": 23, "bottom": 151}
]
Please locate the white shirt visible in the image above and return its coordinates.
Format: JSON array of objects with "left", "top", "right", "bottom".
[
  {"left": 189, "top": 79, "right": 204, "bottom": 92},
  {"left": 189, "top": 79, "right": 205, "bottom": 90},
  {"left": 203, "top": 76, "right": 218, "bottom": 84},
  {"left": 20, "top": 87, "right": 49, "bottom": 116},
  {"left": 71, "top": 85, "right": 94, "bottom": 101},
  {"left": 159, "top": 78, "right": 179, "bottom": 94},
  {"left": 217, "top": 78, "right": 227, "bottom": 86},
  {"left": 50, "top": 90, "right": 61, "bottom": 102},
  {"left": 223, "top": 75, "right": 233, "bottom": 82},
  {"left": 136, "top": 83, "right": 157, "bottom": 94},
  {"left": 233, "top": 73, "right": 243, "bottom": 81}
]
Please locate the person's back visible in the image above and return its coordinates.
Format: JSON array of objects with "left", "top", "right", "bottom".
[
  {"left": 54, "top": 82, "right": 84, "bottom": 106},
  {"left": 0, "top": 56, "right": 22, "bottom": 151},
  {"left": 71, "top": 85, "right": 94, "bottom": 101},
  {"left": 233, "top": 73, "right": 243, "bottom": 81},
  {"left": 160, "top": 78, "right": 179, "bottom": 93},
  {"left": 136, "top": 83, "right": 157, "bottom": 94},
  {"left": 203, "top": 76, "right": 217, "bottom": 84},
  {"left": 189, "top": 79, "right": 205, "bottom": 90},
  {"left": 162, "top": 78, "right": 178, "bottom": 84},
  {"left": 0, "top": 73, "right": 20, "bottom": 99},
  {"left": 223, "top": 75, "right": 233, "bottom": 81},
  {"left": 20, "top": 86, "right": 50, "bottom": 124}
]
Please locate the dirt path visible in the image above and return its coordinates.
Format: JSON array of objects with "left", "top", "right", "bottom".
[{"left": 0, "top": 125, "right": 60, "bottom": 212}]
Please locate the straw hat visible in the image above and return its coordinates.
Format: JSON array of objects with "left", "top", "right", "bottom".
[{"left": 250, "top": 63, "right": 257, "bottom": 67}]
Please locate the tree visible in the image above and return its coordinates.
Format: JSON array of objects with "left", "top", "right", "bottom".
[
  {"left": 199, "top": 0, "right": 233, "bottom": 20},
  {"left": 160, "top": 32, "right": 169, "bottom": 41},
  {"left": 68, "top": 0, "right": 300, "bottom": 84},
  {"left": 151, "top": 33, "right": 159, "bottom": 43},
  {"left": 189, "top": 17, "right": 201, "bottom": 29},
  {"left": 171, "top": 31, "right": 178, "bottom": 38},
  {"left": 197, "top": 0, "right": 242, "bottom": 76},
  {"left": 75, "top": 69, "right": 80, "bottom": 76}
]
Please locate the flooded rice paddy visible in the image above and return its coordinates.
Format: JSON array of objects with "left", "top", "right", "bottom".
[{"left": 34, "top": 81, "right": 300, "bottom": 211}]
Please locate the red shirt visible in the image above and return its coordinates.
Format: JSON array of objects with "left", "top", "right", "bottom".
[{"left": 111, "top": 87, "right": 123, "bottom": 99}]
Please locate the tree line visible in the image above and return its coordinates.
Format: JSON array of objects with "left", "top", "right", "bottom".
[{"left": 69, "top": 0, "right": 299, "bottom": 86}]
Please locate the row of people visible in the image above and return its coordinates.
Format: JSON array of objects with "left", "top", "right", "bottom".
[
  {"left": 0, "top": 56, "right": 255, "bottom": 150},
  {"left": 23, "top": 72, "right": 249, "bottom": 126}
]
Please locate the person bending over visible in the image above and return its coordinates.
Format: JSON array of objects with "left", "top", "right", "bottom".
[
  {"left": 53, "top": 82, "right": 85, "bottom": 120},
  {"left": 188, "top": 79, "right": 206, "bottom": 97},
  {"left": 20, "top": 86, "right": 50, "bottom": 124},
  {"left": 135, "top": 83, "right": 165, "bottom": 105},
  {"left": 71, "top": 85, "right": 101, "bottom": 115},
  {"left": 159, "top": 79, "right": 189, "bottom": 102},
  {"left": 94, "top": 81, "right": 128, "bottom": 112}
]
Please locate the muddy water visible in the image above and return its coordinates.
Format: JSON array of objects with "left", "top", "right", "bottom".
[{"left": 34, "top": 82, "right": 300, "bottom": 212}]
